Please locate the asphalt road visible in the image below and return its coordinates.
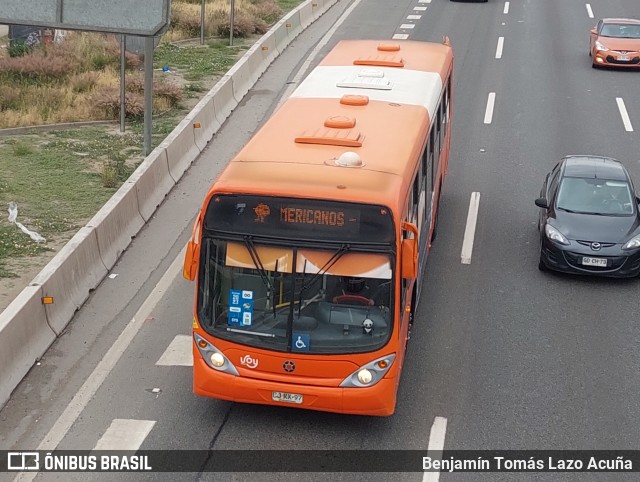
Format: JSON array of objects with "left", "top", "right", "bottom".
[{"left": 2, "top": 0, "right": 640, "bottom": 481}]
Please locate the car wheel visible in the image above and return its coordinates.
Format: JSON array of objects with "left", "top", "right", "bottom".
[
  {"left": 538, "top": 256, "right": 547, "bottom": 271},
  {"left": 538, "top": 239, "right": 547, "bottom": 271}
]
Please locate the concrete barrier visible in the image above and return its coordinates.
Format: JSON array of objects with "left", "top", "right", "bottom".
[
  {"left": 130, "top": 147, "right": 175, "bottom": 222},
  {"left": 191, "top": 92, "right": 221, "bottom": 150},
  {"left": 273, "top": 18, "right": 290, "bottom": 55},
  {"left": 161, "top": 116, "right": 203, "bottom": 183},
  {"left": 32, "top": 227, "right": 108, "bottom": 334},
  {"left": 299, "top": 2, "right": 315, "bottom": 29},
  {"left": 211, "top": 75, "right": 238, "bottom": 127},
  {"left": 311, "top": 0, "right": 324, "bottom": 22},
  {"left": 0, "top": 285, "right": 56, "bottom": 408},
  {"left": 88, "top": 181, "right": 146, "bottom": 270},
  {"left": 257, "top": 31, "right": 278, "bottom": 73},
  {"left": 246, "top": 43, "right": 266, "bottom": 83},
  {"left": 284, "top": 9, "right": 303, "bottom": 42},
  {"left": 228, "top": 50, "right": 256, "bottom": 103}
]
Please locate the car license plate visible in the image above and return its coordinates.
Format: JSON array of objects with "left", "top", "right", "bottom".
[
  {"left": 582, "top": 257, "right": 607, "bottom": 267},
  {"left": 618, "top": 55, "right": 630, "bottom": 61},
  {"left": 272, "top": 391, "right": 303, "bottom": 404}
]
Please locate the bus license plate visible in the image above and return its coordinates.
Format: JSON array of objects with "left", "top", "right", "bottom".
[
  {"left": 272, "top": 391, "right": 303, "bottom": 404},
  {"left": 582, "top": 257, "right": 607, "bottom": 267}
]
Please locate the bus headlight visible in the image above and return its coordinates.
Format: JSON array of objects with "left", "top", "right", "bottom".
[
  {"left": 194, "top": 333, "right": 239, "bottom": 376},
  {"left": 340, "top": 354, "right": 396, "bottom": 388},
  {"left": 357, "top": 369, "right": 373, "bottom": 384},
  {"left": 210, "top": 352, "right": 225, "bottom": 367}
]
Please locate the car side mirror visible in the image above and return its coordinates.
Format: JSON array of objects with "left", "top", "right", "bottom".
[
  {"left": 590, "top": 27, "right": 597, "bottom": 34},
  {"left": 535, "top": 198, "right": 549, "bottom": 209}
]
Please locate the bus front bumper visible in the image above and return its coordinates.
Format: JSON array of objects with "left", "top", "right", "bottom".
[{"left": 193, "top": 357, "right": 397, "bottom": 416}]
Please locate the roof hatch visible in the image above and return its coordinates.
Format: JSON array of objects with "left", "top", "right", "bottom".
[
  {"left": 340, "top": 95, "right": 369, "bottom": 106},
  {"left": 324, "top": 115, "right": 356, "bottom": 129},
  {"left": 353, "top": 54, "right": 404, "bottom": 68},
  {"left": 377, "top": 43, "right": 401, "bottom": 52},
  {"left": 295, "top": 127, "right": 363, "bottom": 147}
]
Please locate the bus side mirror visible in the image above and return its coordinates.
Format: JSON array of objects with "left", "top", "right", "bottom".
[
  {"left": 183, "top": 240, "right": 200, "bottom": 281},
  {"left": 401, "top": 221, "right": 418, "bottom": 279},
  {"left": 183, "top": 214, "right": 202, "bottom": 281}
]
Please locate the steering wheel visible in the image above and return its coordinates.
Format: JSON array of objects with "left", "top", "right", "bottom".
[{"left": 333, "top": 294, "right": 374, "bottom": 306}]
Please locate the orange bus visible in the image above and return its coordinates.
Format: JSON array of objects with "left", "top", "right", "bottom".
[{"left": 183, "top": 39, "right": 453, "bottom": 416}]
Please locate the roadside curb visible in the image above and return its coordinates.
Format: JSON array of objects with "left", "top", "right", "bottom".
[{"left": 0, "top": 0, "right": 339, "bottom": 410}]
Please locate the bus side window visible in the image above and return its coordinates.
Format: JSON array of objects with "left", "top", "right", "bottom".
[
  {"left": 444, "top": 81, "right": 451, "bottom": 125},
  {"left": 429, "top": 128, "right": 435, "bottom": 189},
  {"left": 411, "top": 174, "right": 419, "bottom": 223},
  {"left": 432, "top": 120, "right": 440, "bottom": 187},
  {"left": 401, "top": 277, "right": 408, "bottom": 314},
  {"left": 436, "top": 106, "right": 442, "bottom": 154}
]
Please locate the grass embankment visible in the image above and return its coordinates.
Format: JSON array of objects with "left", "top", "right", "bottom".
[{"left": 0, "top": 0, "right": 303, "bottom": 279}]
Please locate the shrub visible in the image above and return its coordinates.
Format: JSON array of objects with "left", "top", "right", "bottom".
[
  {"left": 70, "top": 71, "right": 101, "bottom": 93},
  {"left": 154, "top": 81, "right": 183, "bottom": 107},
  {"left": 32, "top": 87, "right": 67, "bottom": 121},
  {"left": 12, "top": 142, "right": 33, "bottom": 156},
  {"left": 8, "top": 41, "right": 31, "bottom": 58},
  {"left": 253, "top": 0, "right": 282, "bottom": 25},
  {"left": 92, "top": 90, "right": 145, "bottom": 119},
  {"left": 101, "top": 36, "right": 143, "bottom": 69},
  {"left": 126, "top": 76, "right": 183, "bottom": 107},
  {"left": 100, "top": 151, "right": 130, "bottom": 187},
  {"left": 171, "top": 3, "right": 203, "bottom": 38},
  {"left": 217, "top": 13, "right": 260, "bottom": 37},
  {"left": 0, "top": 86, "right": 22, "bottom": 111},
  {"left": 0, "top": 48, "right": 78, "bottom": 83},
  {"left": 126, "top": 76, "right": 145, "bottom": 94},
  {"left": 100, "top": 160, "right": 118, "bottom": 188}
]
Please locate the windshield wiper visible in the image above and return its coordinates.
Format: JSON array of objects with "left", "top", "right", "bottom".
[
  {"left": 297, "top": 244, "right": 350, "bottom": 316},
  {"left": 557, "top": 207, "right": 577, "bottom": 213},
  {"left": 243, "top": 236, "right": 276, "bottom": 317},
  {"left": 558, "top": 207, "right": 606, "bottom": 215},
  {"left": 227, "top": 327, "right": 276, "bottom": 338}
]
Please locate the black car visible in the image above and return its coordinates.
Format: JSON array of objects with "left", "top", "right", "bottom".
[{"left": 535, "top": 155, "right": 640, "bottom": 277}]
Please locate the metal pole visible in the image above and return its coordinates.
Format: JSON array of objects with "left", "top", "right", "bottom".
[
  {"left": 229, "top": 0, "right": 235, "bottom": 46},
  {"left": 200, "top": 0, "right": 205, "bottom": 45},
  {"left": 119, "top": 34, "right": 126, "bottom": 133},
  {"left": 143, "top": 37, "right": 154, "bottom": 156}
]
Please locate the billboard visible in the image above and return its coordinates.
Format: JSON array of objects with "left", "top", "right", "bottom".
[{"left": 0, "top": 0, "right": 170, "bottom": 37}]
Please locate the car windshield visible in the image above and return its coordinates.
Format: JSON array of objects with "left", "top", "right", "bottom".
[
  {"left": 600, "top": 24, "right": 640, "bottom": 39},
  {"left": 556, "top": 177, "right": 634, "bottom": 215},
  {"left": 197, "top": 239, "right": 393, "bottom": 354}
]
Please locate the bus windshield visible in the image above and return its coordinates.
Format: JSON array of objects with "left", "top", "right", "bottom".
[{"left": 197, "top": 239, "right": 393, "bottom": 354}]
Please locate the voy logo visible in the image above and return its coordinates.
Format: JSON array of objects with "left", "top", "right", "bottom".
[{"left": 240, "top": 354, "right": 259, "bottom": 369}]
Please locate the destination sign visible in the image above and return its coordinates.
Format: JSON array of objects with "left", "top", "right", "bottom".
[
  {"left": 280, "top": 207, "right": 347, "bottom": 227},
  {"left": 204, "top": 195, "right": 395, "bottom": 244}
]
